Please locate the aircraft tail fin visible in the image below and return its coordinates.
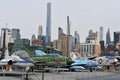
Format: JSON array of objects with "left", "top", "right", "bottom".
[{"left": 70, "top": 52, "right": 81, "bottom": 60}]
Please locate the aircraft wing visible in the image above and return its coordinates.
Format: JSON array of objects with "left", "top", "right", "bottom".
[
  {"left": 71, "top": 62, "right": 86, "bottom": 66},
  {"left": 0, "top": 58, "right": 13, "bottom": 66},
  {"left": 12, "top": 61, "right": 34, "bottom": 67},
  {"left": 0, "top": 55, "right": 34, "bottom": 67},
  {"left": 70, "top": 66, "right": 85, "bottom": 70},
  {"left": 0, "top": 60, "right": 34, "bottom": 67}
]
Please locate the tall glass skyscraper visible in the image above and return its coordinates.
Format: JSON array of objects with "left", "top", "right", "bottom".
[
  {"left": 114, "top": 31, "right": 120, "bottom": 46},
  {"left": 12, "top": 28, "right": 21, "bottom": 40},
  {"left": 46, "top": 2, "right": 51, "bottom": 46}
]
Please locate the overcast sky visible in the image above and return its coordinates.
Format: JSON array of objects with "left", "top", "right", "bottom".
[{"left": 0, "top": 0, "right": 120, "bottom": 42}]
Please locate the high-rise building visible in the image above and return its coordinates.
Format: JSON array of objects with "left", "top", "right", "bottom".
[
  {"left": 99, "top": 27, "right": 104, "bottom": 54},
  {"left": 100, "top": 40, "right": 105, "bottom": 55},
  {"left": 38, "top": 35, "right": 46, "bottom": 47},
  {"left": 31, "top": 34, "right": 36, "bottom": 42},
  {"left": 86, "top": 29, "right": 100, "bottom": 45},
  {"left": 38, "top": 25, "right": 43, "bottom": 36},
  {"left": 12, "top": 39, "right": 30, "bottom": 52},
  {"left": 46, "top": 2, "right": 51, "bottom": 46},
  {"left": 114, "top": 31, "right": 120, "bottom": 46},
  {"left": 37, "top": 25, "right": 46, "bottom": 46},
  {"left": 83, "top": 29, "right": 101, "bottom": 55},
  {"left": 53, "top": 33, "right": 67, "bottom": 56},
  {"left": 80, "top": 43, "right": 101, "bottom": 55},
  {"left": 106, "top": 28, "right": 111, "bottom": 44},
  {"left": 74, "top": 31, "right": 80, "bottom": 44},
  {"left": 11, "top": 28, "right": 21, "bottom": 40},
  {"left": 68, "top": 35, "right": 73, "bottom": 52},
  {"left": 74, "top": 31, "right": 80, "bottom": 50},
  {"left": 0, "top": 28, "right": 12, "bottom": 49},
  {"left": 100, "top": 26, "right": 103, "bottom": 41}
]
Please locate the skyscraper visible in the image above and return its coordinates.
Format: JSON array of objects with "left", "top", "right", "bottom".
[
  {"left": 46, "top": 2, "right": 51, "bottom": 46},
  {"left": 74, "top": 31, "right": 80, "bottom": 51},
  {"left": 106, "top": 28, "right": 111, "bottom": 44},
  {"left": 31, "top": 34, "right": 36, "bottom": 42},
  {"left": 0, "top": 28, "right": 11, "bottom": 48},
  {"left": 38, "top": 25, "right": 43, "bottom": 36},
  {"left": 38, "top": 25, "right": 46, "bottom": 47},
  {"left": 12, "top": 28, "right": 21, "bottom": 40},
  {"left": 74, "top": 31, "right": 80, "bottom": 45},
  {"left": 100, "top": 26, "right": 103, "bottom": 41},
  {"left": 114, "top": 31, "right": 120, "bottom": 46},
  {"left": 86, "top": 29, "right": 100, "bottom": 45}
]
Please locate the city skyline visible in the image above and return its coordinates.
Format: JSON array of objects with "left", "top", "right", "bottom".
[{"left": 0, "top": 0, "right": 120, "bottom": 42}]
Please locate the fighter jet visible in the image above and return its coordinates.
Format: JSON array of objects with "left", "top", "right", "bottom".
[
  {"left": 0, "top": 28, "right": 34, "bottom": 71},
  {"left": 88, "top": 55, "right": 119, "bottom": 71},
  {"left": 69, "top": 52, "right": 99, "bottom": 72},
  {"left": 93, "top": 56, "right": 118, "bottom": 66}
]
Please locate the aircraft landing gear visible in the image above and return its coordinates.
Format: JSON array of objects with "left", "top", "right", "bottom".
[{"left": 89, "top": 68, "right": 93, "bottom": 72}]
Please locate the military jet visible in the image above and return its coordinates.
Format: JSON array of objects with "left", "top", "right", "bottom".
[
  {"left": 0, "top": 29, "right": 34, "bottom": 71},
  {"left": 93, "top": 56, "right": 118, "bottom": 66},
  {"left": 88, "top": 55, "right": 119, "bottom": 71},
  {"left": 69, "top": 52, "right": 99, "bottom": 72}
]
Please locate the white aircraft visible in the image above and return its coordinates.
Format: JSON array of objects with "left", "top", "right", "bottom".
[
  {"left": 89, "top": 56, "right": 118, "bottom": 66},
  {"left": 0, "top": 28, "right": 34, "bottom": 71},
  {"left": 88, "top": 56, "right": 118, "bottom": 66},
  {"left": 0, "top": 50, "right": 34, "bottom": 67},
  {"left": 69, "top": 52, "right": 99, "bottom": 72},
  {"left": 88, "top": 55, "right": 119, "bottom": 71}
]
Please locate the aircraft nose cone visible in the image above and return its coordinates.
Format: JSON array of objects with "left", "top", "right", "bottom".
[
  {"left": 110, "top": 62, "right": 117, "bottom": 65},
  {"left": 109, "top": 58, "right": 118, "bottom": 65}
]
